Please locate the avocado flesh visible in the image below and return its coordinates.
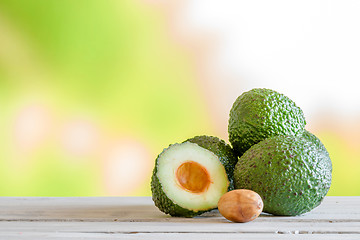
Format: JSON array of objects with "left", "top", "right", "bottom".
[
  {"left": 185, "top": 135, "right": 238, "bottom": 190},
  {"left": 151, "top": 141, "right": 230, "bottom": 217},
  {"left": 228, "top": 88, "right": 306, "bottom": 157},
  {"left": 234, "top": 135, "right": 332, "bottom": 216}
]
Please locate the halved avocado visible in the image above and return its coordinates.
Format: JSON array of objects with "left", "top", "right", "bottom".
[
  {"left": 185, "top": 135, "right": 238, "bottom": 191},
  {"left": 151, "top": 137, "right": 235, "bottom": 217}
]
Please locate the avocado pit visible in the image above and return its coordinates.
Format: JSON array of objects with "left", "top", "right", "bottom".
[{"left": 176, "top": 161, "right": 211, "bottom": 193}]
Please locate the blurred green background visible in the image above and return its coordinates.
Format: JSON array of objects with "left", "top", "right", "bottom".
[{"left": 0, "top": 0, "right": 359, "bottom": 196}]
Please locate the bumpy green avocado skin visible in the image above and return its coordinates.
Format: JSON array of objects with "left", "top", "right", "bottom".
[
  {"left": 234, "top": 135, "right": 332, "bottom": 216},
  {"left": 151, "top": 144, "right": 205, "bottom": 217},
  {"left": 302, "top": 130, "right": 330, "bottom": 157},
  {"left": 228, "top": 88, "right": 306, "bottom": 157},
  {"left": 185, "top": 135, "right": 238, "bottom": 190}
]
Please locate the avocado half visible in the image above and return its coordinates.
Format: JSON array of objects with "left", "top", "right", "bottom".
[{"left": 151, "top": 136, "right": 238, "bottom": 217}]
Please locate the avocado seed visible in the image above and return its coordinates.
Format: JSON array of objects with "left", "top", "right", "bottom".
[{"left": 218, "top": 189, "right": 263, "bottom": 223}]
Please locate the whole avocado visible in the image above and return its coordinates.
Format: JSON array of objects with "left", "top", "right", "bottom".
[
  {"left": 228, "top": 88, "right": 306, "bottom": 157},
  {"left": 234, "top": 135, "right": 332, "bottom": 216},
  {"left": 302, "top": 130, "right": 330, "bottom": 157}
]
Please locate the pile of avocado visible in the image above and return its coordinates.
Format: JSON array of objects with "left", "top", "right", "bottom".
[{"left": 151, "top": 88, "right": 332, "bottom": 217}]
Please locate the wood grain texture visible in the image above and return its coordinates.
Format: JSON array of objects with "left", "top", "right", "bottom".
[{"left": 0, "top": 196, "right": 359, "bottom": 239}]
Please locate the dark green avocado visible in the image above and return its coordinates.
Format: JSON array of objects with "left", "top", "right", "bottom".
[
  {"left": 234, "top": 135, "right": 332, "bottom": 216},
  {"left": 228, "top": 88, "right": 306, "bottom": 157}
]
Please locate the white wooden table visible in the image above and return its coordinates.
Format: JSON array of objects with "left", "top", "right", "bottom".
[{"left": 0, "top": 197, "right": 359, "bottom": 239}]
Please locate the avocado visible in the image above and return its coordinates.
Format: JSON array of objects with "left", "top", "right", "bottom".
[
  {"left": 234, "top": 135, "right": 332, "bottom": 216},
  {"left": 302, "top": 130, "right": 330, "bottom": 157},
  {"left": 228, "top": 88, "right": 306, "bottom": 157},
  {"left": 185, "top": 135, "right": 238, "bottom": 190},
  {"left": 151, "top": 136, "right": 237, "bottom": 217}
]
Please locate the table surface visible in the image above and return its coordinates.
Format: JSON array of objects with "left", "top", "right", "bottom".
[{"left": 0, "top": 196, "right": 359, "bottom": 239}]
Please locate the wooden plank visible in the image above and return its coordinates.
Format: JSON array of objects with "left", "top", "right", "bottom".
[
  {"left": 0, "top": 196, "right": 359, "bottom": 222},
  {"left": 0, "top": 220, "right": 359, "bottom": 234},
  {"left": 0, "top": 196, "right": 359, "bottom": 239},
  {"left": 0, "top": 232, "right": 358, "bottom": 240},
  {"left": 0, "top": 197, "right": 165, "bottom": 221}
]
